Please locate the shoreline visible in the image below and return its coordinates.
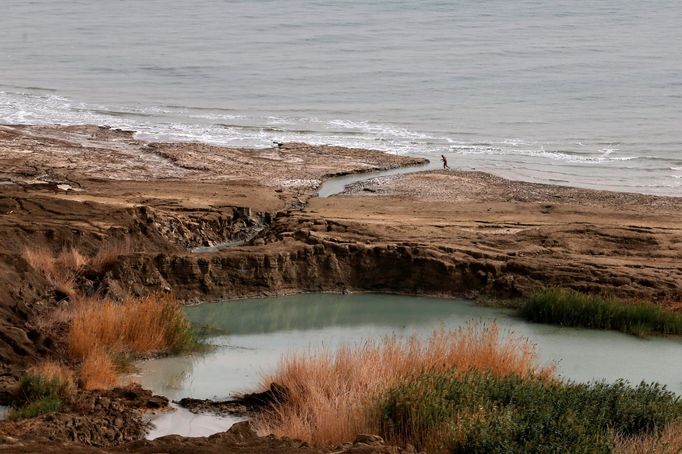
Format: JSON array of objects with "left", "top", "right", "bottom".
[{"left": 1, "top": 124, "right": 681, "bottom": 451}]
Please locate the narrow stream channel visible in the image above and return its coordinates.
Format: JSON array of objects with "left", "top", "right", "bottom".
[
  {"left": 316, "top": 160, "right": 435, "bottom": 198},
  {"left": 136, "top": 293, "right": 682, "bottom": 438}
]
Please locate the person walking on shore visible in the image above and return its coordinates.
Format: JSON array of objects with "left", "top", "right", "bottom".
[{"left": 441, "top": 154, "right": 450, "bottom": 170}]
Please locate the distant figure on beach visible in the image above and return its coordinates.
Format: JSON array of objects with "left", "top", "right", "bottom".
[{"left": 441, "top": 154, "right": 450, "bottom": 170}]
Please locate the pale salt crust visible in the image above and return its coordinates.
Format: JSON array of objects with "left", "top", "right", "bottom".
[{"left": 278, "top": 178, "right": 321, "bottom": 189}]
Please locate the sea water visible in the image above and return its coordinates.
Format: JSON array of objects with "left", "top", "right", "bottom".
[{"left": 1, "top": 0, "right": 681, "bottom": 195}]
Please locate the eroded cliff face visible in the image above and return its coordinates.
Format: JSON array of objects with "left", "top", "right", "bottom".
[{"left": 109, "top": 231, "right": 681, "bottom": 305}]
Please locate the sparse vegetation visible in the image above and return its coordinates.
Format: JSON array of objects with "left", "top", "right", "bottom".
[
  {"left": 23, "top": 246, "right": 80, "bottom": 299},
  {"left": 22, "top": 240, "right": 131, "bottom": 300},
  {"left": 519, "top": 288, "right": 682, "bottom": 336},
  {"left": 90, "top": 239, "right": 131, "bottom": 273},
  {"left": 254, "top": 324, "right": 555, "bottom": 446},
  {"left": 8, "top": 397, "right": 62, "bottom": 420},
  {"left": 20, "top": 242, "right": 198, "bottom": 393}
]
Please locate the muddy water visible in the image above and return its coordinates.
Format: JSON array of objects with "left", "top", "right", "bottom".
[
  {"left": 136, "top": 293, "right": 682, "bottom": 436},
  {"left": 146, "top": 404, "right": 244, "bottom": 440}
]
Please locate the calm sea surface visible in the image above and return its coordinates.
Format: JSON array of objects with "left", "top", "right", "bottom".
[{"left": 1, "top": 1, "right": 681, "bottom": 195}]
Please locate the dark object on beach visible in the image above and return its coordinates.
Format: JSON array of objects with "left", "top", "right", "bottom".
[
  {"left": 441, "top": 154, "right": 450, "bottom": 170},
  {"left": 239, "top": 382, "right": 289, "bottom": 408},
  {"left": 273, "top": 141, "right": 285, "bottom": 148},
  {"left": 178, "top": 383, "right": 289, "bottom": 416}
]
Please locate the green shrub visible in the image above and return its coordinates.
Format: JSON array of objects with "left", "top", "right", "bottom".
[
  {"left": 8, "top": 397, "right": 61, "bottom": 420},
  {"left": 8, "top": 372, "right": 72, "bottom": 420},
  {"left": 18, "top": 372, "right": 71, "bottom": 402},
  {"left": 519, "top": 288, "right": 682, "bottom": 336},
  {"left": 380, "top": 372, "right": 682, "bottom": 453},
  {"left": 159, "top": 295, "right": 200, "bottom": 354}
]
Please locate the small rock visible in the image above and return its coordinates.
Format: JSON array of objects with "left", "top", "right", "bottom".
[
  {"left": 354, "top": 434, "right": 384, "bottom": 445},
  {"left": 226, "top": 421, "right": 257, "bottom": 440}
]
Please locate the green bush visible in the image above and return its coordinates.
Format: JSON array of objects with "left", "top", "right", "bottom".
[
  {"left": 8, "top": 397, "right": 61, "bottom": 420},
  {"left": 8, "top": 372, "right": 71, "bottom": 420},
  {"left": 18, "top": 373, "right": 70, "bottom": 402},
  {"left": 159, "top": 295, "right": 200, "bottom": 354},
  {"left": 519, "top": 288, "right": 682, "bottom": 336},
  {"left": 380, "top": 372, "right": 682, "bottom": 453}
]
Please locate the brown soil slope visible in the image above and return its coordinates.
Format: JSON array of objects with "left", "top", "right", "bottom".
[{"left": 294, "top": 171, "right": 682, "bottom": 301}]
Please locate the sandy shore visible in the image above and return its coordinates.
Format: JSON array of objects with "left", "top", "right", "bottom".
[{"left": 0, "top": 124, "right": 681, "bottom": 451}]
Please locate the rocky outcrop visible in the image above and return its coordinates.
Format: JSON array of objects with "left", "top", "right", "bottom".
[
  {"left": 0, "top": 420, "right": 419, "bottom": 454},
  {"left": 0, "top": 385, "right": 168, "bottom": 447}
]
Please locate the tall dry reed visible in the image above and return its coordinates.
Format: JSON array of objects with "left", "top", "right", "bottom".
[
  {"left": 78, "top": 348, "right": 120, "bottom": 390},
  {"left": 254, "top": 323, "right": 555, "bottom": 446},
  {"left": 66, "top": 293, "right": 194, "bottom": 360},
  {"left": 612, "top": 422, "right": 682, "bottom": 454}
]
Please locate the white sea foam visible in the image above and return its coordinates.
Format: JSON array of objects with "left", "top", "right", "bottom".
[
  {"left": 0, "top": 91, "right": 646, "bottom": 166},
  {"left": 1, "top": 90, "right": 679, "bottom": 196},
  {"left": 451, "top": 144, "right": 635, "bottom": 164}
]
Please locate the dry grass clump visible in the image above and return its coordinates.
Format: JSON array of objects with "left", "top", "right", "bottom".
[
  {"left": 23, "top": 246, "right": 79, "bottom": 298},
  {"left": 67, "top": 293, "right": 195, "bottom": 360},
  {"left": 56, "top": 247, "right": 89, "bottom": 272},
  {"left": 90, "top": 239, "right": 131, "bottom": 273},
  {"left": 78, "top": 348, "right": 120, "bottom": 390},
  {"left": 612, "top": 422, "right": 682, "bottom": 454},
  {"left": 254, "top": 323, "right": 555, "bottom": 446},
  {"left": 22, "top": 240, "right": 131, "bottom": 299},
  {"left": 63, "top": 293, "right": 195, "bottom": 391}
]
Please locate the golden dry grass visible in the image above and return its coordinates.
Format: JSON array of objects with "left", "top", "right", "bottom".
[
  {"left": 254, "top": 323, "right": 555, "bottom": 446},
  {"left": 612, "top": 423, "right": 682, "bottom": 454},
  {"left": 22, "top": 247, "right": 57, "bottom": 277},
  {"left": 23, "top": 243, "right": 191, "bottom": 392},
  {"left": 22, "top": 246, "right": 78, "bottom": 298},
  {"left": 65, "top": 293, "right": 194, "bottom": 390},
  {"left": 78, "top": 348, "right": 119, "bottom": 390},
  {"left": 90, "top": 239, "right": 131, "bottom": 273},
  {"left": 22, "top": 241, "right": 130, "bottom": 299},
  {"left": 66, "top": 293, "right": 191, "bottom": 360},
  {"left": 56, "top": 247, "right": 88, "bottom": 271}
]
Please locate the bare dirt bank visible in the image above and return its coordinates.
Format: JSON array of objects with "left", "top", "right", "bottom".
[{"left": 0, "top": 124, "right": 681, "bottom": 451}]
